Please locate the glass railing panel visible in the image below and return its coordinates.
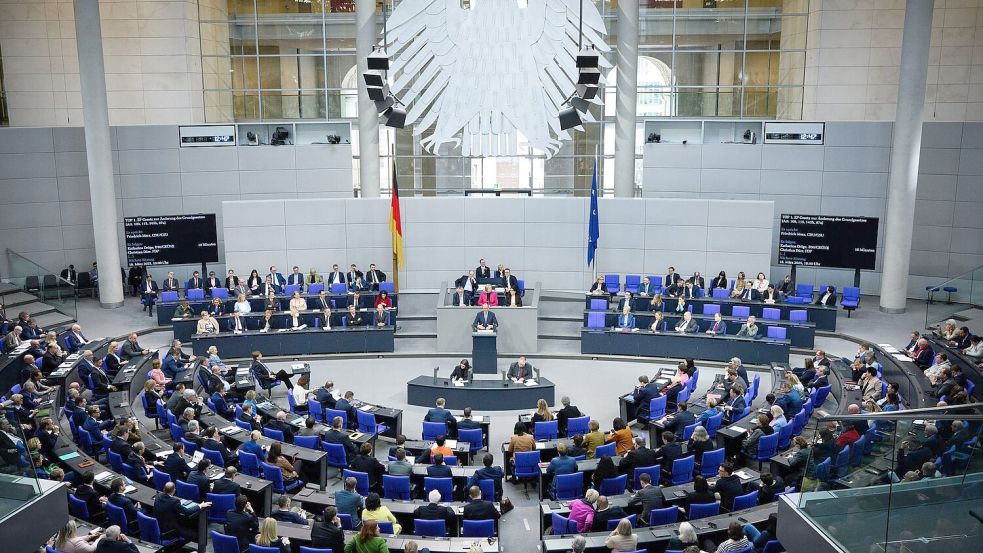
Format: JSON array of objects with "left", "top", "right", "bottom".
[
  {"left": 3, "top": 249, "right": 77, "bottom": 323},
  {"left": 0, "top": 410, "right": 43, "bottom": 521},
  {"left": 924, "top": 265, "right": 983, "bottom": 329}
]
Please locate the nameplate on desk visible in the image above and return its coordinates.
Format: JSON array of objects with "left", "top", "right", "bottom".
[
  {"left": 729, "top": 425, "right": 747, "bottom": 433},
  {"left": 358, "top": 405, "right": 377, "bottom": 412},
  {"left": 221, "top": 425, "right": 244, "bottom": 435},
  {"left": 349, "top": 432, "right": 364, "bottom": 440}
]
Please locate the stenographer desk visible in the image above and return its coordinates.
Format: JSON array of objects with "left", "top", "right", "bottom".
[
  {"left": 407, "top": 375, "right": 555, "bottom": 411},
  {"left": 585, "top": 310, "right": 816, "bottom": 349},
  {"left": 581, "top": 328, "right": 790, "bottom": 364},
  {"left": 156, "top": 290, "right": 397, "bottom": 325},
  {"left": 190, "top": 326, "right": 395, "bottom": 358},
  {"left": 585, "top": 295, "right": 838, "bottom": 331}
]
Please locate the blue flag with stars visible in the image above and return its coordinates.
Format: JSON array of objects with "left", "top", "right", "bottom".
[{"left": 587, "top": 160, "right": 599, "bottom": 267}]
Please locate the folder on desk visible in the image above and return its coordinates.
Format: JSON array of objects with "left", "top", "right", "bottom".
[{"left": 58, "top": 451, "right": 81, "bottom": 461}]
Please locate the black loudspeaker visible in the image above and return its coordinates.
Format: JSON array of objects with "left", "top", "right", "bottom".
[
  {"left": 362, "top": 70, "right": 384, "bottom": 87},
  {"left": 383, "top": 107, "right": 406, "bottom": 129},
  {"left": 577, "top": 67, "right": 600, "bottom": 85},
  {"left": 576, "top": 47, "right": 599, "bottom": 69},
  {"left": 559, "top": 107, "right": 582, "bottom": 131},
  {"left": 367, "top": 50, "right": 389, "bottom": 71},
  {"left": 577, "top": 83, "right": 599, "bottom": 100},
  {"left": 366, "top": 85, "right": 387, "bottom": 101}
]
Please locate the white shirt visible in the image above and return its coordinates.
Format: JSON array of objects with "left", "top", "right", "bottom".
[
  {"left": 753, "top": 279, "right": 769, "bottom": 292},
  {"left": 292, "top": 384, "right": 308, "bottom": 406},
  {"left": 234, "top": 301, "right": 251, "bottom": 314}
]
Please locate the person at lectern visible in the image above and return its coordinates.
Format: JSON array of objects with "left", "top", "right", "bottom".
[
  {"left": 674, "top": 311, "right": 697, "bottom": 333},
  {"left": 472, "top": 303, "right": 498, "bottom": 331},
  {"left": 450, "top": 360, "right": 472, "bottom": 382},
  {"left": 507, "top": 356, "right": 534, "bottom": 381}
]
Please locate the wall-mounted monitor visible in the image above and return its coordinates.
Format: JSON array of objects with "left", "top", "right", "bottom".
[
  {"left": 178, "top": 125, "right": 235, "bottom": 147},
  {"left": 778, "top": 213, "right": 878, "bottom": 270},
  {"left": 763, "top": 122, "right": 825, "bottom": 145},
  {"left": 124, "top": 214, "right": 219, "bottom": 266}
]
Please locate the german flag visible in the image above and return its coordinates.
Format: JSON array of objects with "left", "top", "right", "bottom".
[{"left": 389, "top": 161, "right": 404, "bottom": 272}]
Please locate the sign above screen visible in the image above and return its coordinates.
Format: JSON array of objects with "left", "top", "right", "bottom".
[
  {"left": 778, "top": 214, "right": 878, "bottom": 270},
  {"left": 124, "top": 214, "right": 219, "bottom": 267}
]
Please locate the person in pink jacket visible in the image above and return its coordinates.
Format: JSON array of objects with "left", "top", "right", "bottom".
[
  {"left": 478, "top": 284, "right": 499, "bottom": 306},
  {"left": 568, "top": 489, "right": 599, "bottom": 533}
]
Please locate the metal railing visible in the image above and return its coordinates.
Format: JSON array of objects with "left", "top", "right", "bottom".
[
  {"left": 4, "top": 249, "right": 77, "bottom": 323},
  {"left": 923, "top": 264, "right": 983, "bottom": 329}
]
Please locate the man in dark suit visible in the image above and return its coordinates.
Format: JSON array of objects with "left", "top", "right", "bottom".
[
  {"left": 808, "top": 366, "right": 830, "bottom": 390},
  {"left": 202, "top": 426, "right": 238, "bottom": 468},
  {"left": 654, "top": 431, "right": 684, "bottom": 469},
  {"left": 663, "top": 402, "right": 696, "bottom": 437},
  {"left": 365, "top": 264, "right": 386, "bottom": 290},
  {"left": 475, "top": 259, "right": 492, "bottom": 280},
  {"left": 326, "top": 264, "right": 347, "bottom": 286},
  {"left": 425, "top": 397, "right": 455, "bottom": 428},
  {"left": 264, "top": 411, "right": 296, "bottom": 443},
  {"left": 462, "top": 485, "right": 500, "bottom": 520},
  {"left": 267, "top": 266, "right": 286, "bottom": 287},
  {"left": 187, "top": 459, "right": 213, "bottom": 500},
  {"left": 162, "top": 271, "right": 179, "bottom": 291},
  {"left": 65, "top": 324, "right": 90, "bottom": 353},
  {"left": 637, "top": 276, "right": 657, "bottom": 297},
  {"left": 347, "top": 264, "right": 363, "bottom": 286},
  {"left": 457, "top": 407, "right": 482, "bottom": 430},
  {"left": 618, "top": 435, "right": 659, "bottom": 479},
  {"left": 663, "top": 267, "right": 676, "bottom": 289},
  {"left": 413, "top": 489, "right": 457, "bottom": 535},
  {"left": 427, "top": 453, "right": 453, "bottom": 478},
  {"left": 205, "top": 271, "right": 221, "bottom": 293},
  {"left": 314, "top": 381, "right": 338, "bottom": 410},
  {"left": 211, "top": 388, "right": 234, "bottom": 420},
  {"left": 472, "top": 303, "right": 498, "bottom": 330},
  {"left": 723, "top": 386, "right": 747, "bottom": 424},
  {"left": 271, "top": 495, "right": 309, "bottom": 524},
  {"left": 500, "top": 268, "right": 519, "bottom": 291},
  {"left": 344, "top": 304, "right": 364, "bottom": 327},
  {"left": 224, "top": 494, "right": 258, "bottom": 551},
  {"left": 94, "top": 526, "right": 140, "bottom": 553},
  {"left": 815, "top": 286, "right": 836, "bottom": 306},
  {"left": 212, "top": 467, "right": 242, "bottom": 496},
  {"left": 451, "top": 286, "right": 470, "bottom": 306},
  {"left": 62, "top": 264, "right": 78, "bottom": 285},
  {"left": 506, "top": 356, "right": 534, "bottom": 381},
  {"left": 311, "top": 290, "right": 331, "bottom": 312},
  {"left": 82, "top": 406, "right": 113, "bottom": 443},
  {"left": 712, "top": 462, "right": 745, "bottom": 511},
  {"left": 286, "top": 266, "right": 305, "bottom": 290},
  {"left": 350, "top": 442, "right": 385, "bottom": 491},
  {"left": 250, "top": 351, "right": 293, "bottom": 389},
  {"left": 335, "top": 391, "right": 357, "bottom": 427},
  {"left": 632, "top": 375, "right": 661, "bottom": 423},
  {"left": 120, "top": 333, "right": 149, "bottom": 360},
  {"left": 761, "top": 284, "right": 782, "bottom": 303},
  {"left": 455, "top": 271, "right": 479, "bottom": 304},
  {"left": 591, "top": 495, "right": 627, "bottom": 531},
  {"left": 161, "top": 443, "right": 191, "bottom": 483},
  {"left": 188, "top": 271, "right": 204, "bottom": 290},
  {"left": 310, "top": 506, "right": 346, "bottom": 552},
  {"left": 154, "top": 482, "right": 208, "bottom": 543},
  {"left": 75, "top": 471, "right": 106, "bottom": 518},
  {"left": 110, "top": 426, "right": 134, "bottom": 459},
  {"left": 556, "top": 396, "right": 582, "bottom": 437},
  {"left": 627, "top": 472, "right": 663, "bottom": 523}
]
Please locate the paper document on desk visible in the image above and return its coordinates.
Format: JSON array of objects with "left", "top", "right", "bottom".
[
  {"left": 729, "top": 425, "right": 747, "bottom": 433},
  {"left": 892, "top": 354, "right": 912, "bottom": 362},
  {"left": 734, "top": 470, "right": 753, "bottom": 480},
  {"left": 524, "top": 380, "right": 538, "bottom": 386},
  {"left": 452, "top": 380, "right": 465, "bottom": 387},
  {"left": 878, "top": 344, "right": 899, "bottom": 353}
]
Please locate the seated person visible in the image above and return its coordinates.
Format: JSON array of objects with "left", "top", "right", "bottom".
[
  {"left": 345, "top": 305, "right": 364, "bottom": 326},
  {"left": 617, "top": 305, "right": 635, "bottom": 330},
  {"left": 478, "top": 284, "right": 499, "bottom": 307},
  {"left": 735, "top": 316, "right": 759, "bottom": 338},
  {"left": 705, "top": 312, "right": 727, "bottom": 335},
  {"left": 674, "top": 311, "right": 697, "bottom": 333},
  {"left": 589, "top": 276, "right": 608, "bottom": 295},
  {"left": 649, "top": 311, "right": 665, "bottom": 332}
]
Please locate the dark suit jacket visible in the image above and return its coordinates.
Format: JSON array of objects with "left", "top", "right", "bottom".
[
  {"left": 761, "top": 289, "right": 781, "bottom": 302},
  {"left": 427, "top": 464, "right": 453, "bottom": 478},
  {"left": 664, "top": 410, "right": 696, "bottom": 435},
  {"left": 815, "top": 292, "right": 837, "bottom": 306},
  {"left": 618, "top": 446, "right": 659, "bottom": 476},
  {"left": 463, "top": 499, "right": 499, "bottom": 520},
  {"left": 557, "top": 405, "right": 582, "bottom": 435},
  {"left": 310, "top": 520, "right": 346, "bottom": 552},
  {"left": 212, "top": 477, "right": 241, "bottom": 496},
  {"left": 507, "top": 362, "right": 534, "bottom": 381},
  {"left": 413, "top": 503, "right": 456, "bottom": 530},
  {"left": 654, "top": 442, "right": 684, "bottom": 469},
  {"left": 75, "top": 484, "right": 104, "bottom": 517},
  {"left": 163, "top": 452, "right": 190, "bottom": 482},
  {"left": 225, "top": 509, "right": 259, "bottom": 551},
  {"left": 350, "top": 453, "right": 385, "bottom": 486},
  {"left": 475, "top": 266, "right": 491, "bottom": 279},
  {"left": 154, "top": 493, "right": 198, "bottom": 534},
  {"left": 472, "top": 311, "right": 498, "bottom": 330},
  {"left": 265, "top": 420, "right": 295, "bottom": 443},
  {"left": 95, "top": 540, "right": 139, "bottom": 553},
  {"left": 326, "top": 272, "right": 347, "bottom": 285},
  {"left": 109, "top": 492, "right": 139, "bottom": 524},
  {"left": 314, "top": 388, "right": 337, "bottom": 409},
  {"left": 451, "top": 293, "right": 470, "bottom": 306},
  {"left": 188, "top": 470, "right": 211, "bottom": 500},
  {"left": 592, "top": 506, "right": 628, "bottom": 532},
  {"left": 712, "top": 474, "right": 745, "bottom": 510},
  {"left": 632, "top": 382, "right": 661, "bottom": 420}
]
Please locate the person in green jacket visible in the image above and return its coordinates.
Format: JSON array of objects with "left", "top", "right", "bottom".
[{"left": 345, "top": 520, "right": 389, "bottom": 553}]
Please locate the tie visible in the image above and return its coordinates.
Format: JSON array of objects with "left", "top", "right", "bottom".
[{"left": 713, "top": 322, "right": 718, "bottom": 332}]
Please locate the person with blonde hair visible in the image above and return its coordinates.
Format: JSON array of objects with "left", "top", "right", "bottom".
[
  {"left": 532, "top": 398, "right": 554, "bottom": 423},
  {"left": 256, "top": 517, "right": 290, "bottom": 553},
  {"left": 196, "top": 310, "right": 219, "bottom": 335},
  {"left": 605, "top": 517, "right": 639, "bottom": 551},
  {"left": 568, "top": 488, "right": 599, "bottom": 532},
  {"left": 52, "top": 520, "right": 99, "bottom": 553},
  {"left": 288, "top": 291, "right": 308, "bottom": 328}
]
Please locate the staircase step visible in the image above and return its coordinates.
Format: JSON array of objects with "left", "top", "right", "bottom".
[
  {"left": 0, "top": 282, "right": 21, "bottom": 295},
  {"left": 13, "top": 302, "right": 55, "bottom": 317},
  {"left": 33, "top": 312, "right": 75, "bottom": 329},
  {"left": 0, "top": 291, "right": 40, "bottom": 306},
  {"left": 396, "top": 319, "right": 436, "bottom": 335}
]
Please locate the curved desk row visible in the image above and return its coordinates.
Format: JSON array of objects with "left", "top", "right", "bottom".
[
  {"left": 585, "top": 294, "right": 838, "bottom": 331},
  {"left": 406, "top": 375, "right": 556, "bottom": 411},
  {"left": 581, "top": 328, "right": 790, "bottom": 364},
  {"left": 924, "top": 336, "right": 982, "bottom": 401},
  {"left": 155, "top": 290, "right": 396, "bottom": 325},
  {"left": 870, "top": 344, "right": 931, "bottom": 409},
  {"left": 189, "top": 326, "right": 395, "bottom": 358},
  {"left": 171, "top": 308, "right": 397, "bottom": 342},
  {"left": 584, "top": 310, "right": 816, "bottom": 349},
  {"left": 276, "top": 520, "right": 502, "bottom": 553}
]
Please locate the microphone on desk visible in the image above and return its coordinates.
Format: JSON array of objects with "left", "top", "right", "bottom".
[
  {"left": 433, "top": 366, "right": 439, "bottom": 383},
  {"left": 501, "top": 369, "right": 508, "bottom": 386},
  {"left": 534, "top": 368, "right": 541, "bottom": 382}
]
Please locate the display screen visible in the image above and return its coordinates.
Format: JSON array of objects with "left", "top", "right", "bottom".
[
  {"left": 124, "top": 214, "right": 219, "bottom": 267},
  {"left": 778, "top": 214, "right": 878, "bottom": 270}
]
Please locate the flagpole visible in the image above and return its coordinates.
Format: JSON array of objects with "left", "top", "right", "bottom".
[
  {"left": 391, "top": 145, "right": 400, "bottom": 294},
  {"left": 592, "top": 145, "right": 598, "bottom": 283}
]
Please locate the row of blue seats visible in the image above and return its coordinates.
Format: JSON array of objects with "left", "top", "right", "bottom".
[
  {"left": 586, "top": 315, "right": 793, "bottom": 340},
  {"left": 156, "top": 281, "right": 397, "bottom": 302}
]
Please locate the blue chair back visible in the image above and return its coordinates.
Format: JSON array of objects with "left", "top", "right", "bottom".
[
  {"left": 814, "top": 385, "right": 832, "bottom": 408},
  {"left": 249, "top": 545, "right": 280, "bottom": 553},
  {"left": 514, "top": 451, "right": 540, "bottom": 478},
  {"left": 357, "top": 410, "right": 381, "bottom": 434},
  {"left": 330, "top": 283, "right": 347, "bottom": 294},
  {"left": 137, "top": 513, "right": 163, "bottom": 545},
  {"left": 238, "top": 451, "right": 260, "bottom": 476},
  {"left": 633, "top": 465, "right": 659, "bottom": 490},
  {"left": 767, "top": 326, "right": 787, "bottom": 340},
  {"left": 106, "top": 501, "right": 128, "bottom": 528},
  {"left": 777, "top": 422, "right": 794, "bottom": 449},
  {"left": 682, "top": 421, "right": 699, "bottom": 441},
  {"left": 589, "top": 298, "right": 607, "bottom": 311},
  {"left": 624, "top": 275, "right": 641, "bottom": 293},
  {"left": 566, "top": 416, "right": 590, "bottom": 436},
  {"left": 649, "top": 506, "right": 678, "bottom": 526},
  {"left": 77, "top": 428, "right": 97, "bottom": 456},
  {"left": 180, "top": 437, "right": 198, "bottom": 456},
  {"left": 211, "top": 288, "right": 229, "bottom": 299},
  {"left": 789, "top": 309, "right": 808, "bottom": 322},
  {"left": 462, "top": 519, "right": 496, "bottom": 537},
  {"left": 551, "top": 513, "right": 578, "bottom": 535},
  {"left": 307, "top": 283, "right": 325, "bottom": 295},
  {"left": 107, "top": 450, "right": 124, "bottom": 472},
  {"left": 606, "top": 514, "right": 638, "bottom": 530},
  {"left": 414, "top": 518, "right": 447, "bottom": 537},
  {"left": 206, "top": 493, "right": 237, "bottom": 523},
  {"left": 68, "top": 494, "right": 90, "bottom": 520},
  {"left": 308, "top": 400, "right": 325, "bottom": 423},
  {"left": 534, "top": 420, "right": 558, "bottom": 440},
  {"left": 833, "top": 445, "right": 851, "bottom": 478},
  {"left": 379, "top": 282, "right": 395, "bottom": 294},
  {"left": 795, "top": 284, "right": 813, "bottom": 299},
  {"left": 343, "top": 469, "right": 370, "bottom": 496},
  {"left": 677, "top": 387, "right": 692, "bottom": 405},
  {"left": 599, "top": 474, "right": 627, "bottom": 496},
  {"left": 554, "top": 471, "right": 585, "bottom": 500},
  {"left": 814, "top": 457, "right": 832, "bottom": 483},
  {"left": 338, "top": 513, "right": 354, "bottom": 530},
  {"left": 261, "top": 461, "right": 288, "bottom": 493},
  {"left": 169, "top": 423, "right": 185, "bottom": 442},
  {"left": 671, "top": 455, "right": 695, "bottom": 485},
  {"left": 294, "top": 435, "right": 321, "bottom": 450},
  {"left": 458, "top": 428, "right": 484, "bottom": 452},
  {"left": 210, "top": 530, "right": 241, "bottom": 553},
  {"left": 284, "top": 284, "right": 301, "bottom": 296},
  {"left": 761, "top": 307, "right": 781, "bottom": 320},
  {"left": 594, "top": 442, "right": 617, "bottom": 458},
  {"left": 703, "top": 303, "right": 720, "bottom": 316},
  {"left": 300, "top": 548, "right": 333, "bottom": 553},
  {"left": 649, "top": 395, "right": 667, "bottom": 420},
  {"left": 424, "top": 477, "right": 454, "bottom": 502},
  {"left": 187, "top": 288, "right": 205, "bottom": 300},
  {"left": 761, "top": 540, "right": 785, "bottom": 553},
  {"left": 712, "top": 288, "right": 729, "bottom": 298},
  {"left": 202, "top": 447, "right": 225, "bottom": 467},
  {"left": 733, "top": 490, "right": 759, "bottom": 510},
  {"left": 383, "top": 475, "right": 411, "bottom": 500},
  {"left": 422, "top": 421, "right": 446, "bottom": 440},
  {"left": 689, "top": 502, "right": 720, "bottom": 520},
  {"left": 161, "top": 291, "right": 179, "bottom": 302},
  {"left": 604, "top": 274, "right": 620, "bottom": 293},
  {"left": 732, "top": 305, "right": 750, "bottom": 318},
  {"left": 700, "top": 447, "right": 725, "bottom": 477},
  {"left": 850, "top": 436, "right": 866, "bottom": 467},
  {"left": 175, "top": 479, "right": 200, "bottom": 501},
  {"left": 757, "top": 433, "right": 780, "bottom": 461},
  {"left": 587, "top": 312, "right": 605, "bottom": 328},
  {"left": 477, "top": 478, "right": 495, "bottom": 500},
  {"left": 705, "top": 413, "right": 723, "bottom": 438},
  {"left": 323, "top": 442, "right": 348, "bottom": 469},
  {"left": 151, "top": 468, "right": 171, "bottom": 490},
  {"left": 263, "top": 427, "right": 285, "bottom": 442},
  {"left": 443, "top": 455, "right": 458, "bottom": 466}
]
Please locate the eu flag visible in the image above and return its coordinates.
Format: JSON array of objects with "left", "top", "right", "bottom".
[{"left": 587, "top": 161, "right": 600, "bottom": 267}]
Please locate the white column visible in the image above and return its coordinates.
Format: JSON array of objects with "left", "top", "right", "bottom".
[
  {"left": 614, "top": 0, "right": 639, "bottom": 198},
  {"left": 73, "top": 0, "right": 124, "bottom": 308},
  {"left": 356, "top": 0, "right": 381, "bottom": 198},
  {"left": 879, "top": 0, "right": 935, "bottom": 313}
]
